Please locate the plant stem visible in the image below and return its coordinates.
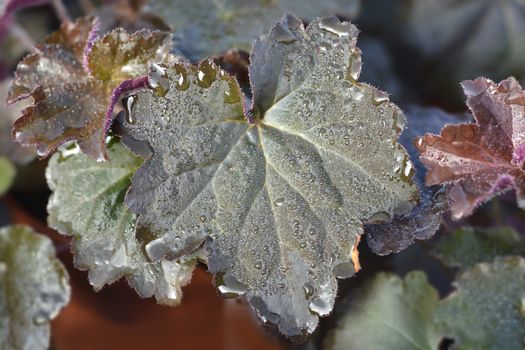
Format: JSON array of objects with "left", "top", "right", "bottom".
[{"left": 51, "top": 0, "right": 71, "bottom": 24}]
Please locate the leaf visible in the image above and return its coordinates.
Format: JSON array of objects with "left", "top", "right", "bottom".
[
  {"left": 119, "top": 15, "right": 417, "bottom": 336},
  {"left": 46, "top": 140, "right": 196, "bottom": 305},
  {"left": 405, "top": 0, "right": 525, "bottom": 84},
  {"left": 324, "top": 272, "right": 441, "bottom": 350},
  {"left": 0, "top": 225, "right": 70, "bottom": 350},
  {"left": 415, "top": 77, "right": 525, "bottom": 220},
  {"left": 435, "top": 256, "right": 525, "bottom": 350},
  {"left": 365, "top": 106, "right": 470, "bottom": 255},
  {"left": 9, "top": 16, "right": 171, "bottom": 160},
  {"left": 0, "top": 157, "right": 15, "bottom": 196},
  {"left": 144, "top": 0, "right": 361, "bottom": 61},
  {"left": 433, "top": 226, "right": 525, "bottom": 270},
  {"left": 0, "top": 79, "right": 34, "bottom": 165}
]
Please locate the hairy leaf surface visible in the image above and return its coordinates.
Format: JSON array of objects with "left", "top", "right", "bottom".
[
  {"left": 144, "top": 0, "right": 360, "bottom": 61},
  {"left": 119, "top": 15, "right": 417, "bottom": 336},
  {"left": 325, "top": 272, "right": 440, "bottom": 350},
  {"left": 433, "top": 227, "right": 525, "bottom": 270},
  {"left": 415, "top": 77, "right": 525, "bottom": 219},
  {"left": 435, "top": 256, "right": 525, "bottom": 349},
  {"left": 47, "top": 141, "right": 195, "bottom": 305},
  {"left": 0, "top": 225, "right": 70, "bottom": 350},
  {"left": 9, "top": 16, "right": 171, "bottom": 160}
]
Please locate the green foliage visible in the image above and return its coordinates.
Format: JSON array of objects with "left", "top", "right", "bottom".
[
  {"left": 47, "top": 141, "right": 196, "bottom": 305},
  {"left": 0, "top": 225, "right": 70, "bottom": 350},
  {"left": 325, "top": 272, "right": 440, "bottom": 350},
  {"left": 433, "top": 227, "right": 525, "bottom": 269}
]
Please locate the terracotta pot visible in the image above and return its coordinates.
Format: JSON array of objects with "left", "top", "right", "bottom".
[{"left": 5, "top": 197, "right": 286, "bottom": 350}]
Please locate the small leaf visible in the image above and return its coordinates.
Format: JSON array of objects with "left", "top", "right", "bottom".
[
  {"left": 9, "top": 16, "right": 171, "bottom": 160},
  {"left": 433, "top": 226, "right": 525, "bottom": 270},
  {"left": 365, "top": 107, "right": 470, "bottom": 255},
  {"left": 46, "top": 141, "right": 196, "bottom": 305},
  {"left": 435, "top": 256, "right": 525, "bottom": 349},
  {"left": 119, "top": 15, "right": 417, "bottom": 336},
  {"left": 144, "top": 0, "right": 361, "bottom": 61},
  {"left": 415, "top": 77, "right": 525, "bottom": 219},
  {"left": 0, "top": 225, "right": 70, "bottom": 350},
  {"left": 0, "top": 157, "right": 15, "bottom": 196},
  {"left": 324, "top": 272, "right": 441, "bottom": 350}
]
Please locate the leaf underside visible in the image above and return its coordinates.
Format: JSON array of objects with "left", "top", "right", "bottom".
[
  {"left": 0, "top": 225, "right": 70, "bottom": 350},
  {"left": 46, "top": 141, "right": 196, "bottom": 306},
  {"left": 415, "top": 77, "right": 525, "bottom": 219},
  {"left": 119, "top": 15, "right": 417, "bottom": 336},
  {"left": 366, "top": 107, "right": 468, "bottom": 255}
]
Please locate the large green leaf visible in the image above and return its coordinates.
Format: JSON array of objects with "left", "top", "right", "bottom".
[
  {"left": 435, "top": 256, "right": 525, "bottom": 349},
  {"left": 46, "top": 141, "right": 196, "bottom": 306},
  {"left": 433, "top": 227, "right": 525, "bottom": 270},
  {"left": 119, "top": 15, "right": 417, "bottom": 336},
  {"left": 144, "top": 0, "right": 361, "bottom": 61},
  {"left": 0, "top": 225, "right": 70, "bottom": 350},
  {"left": 325, "top": 272, "right": 441, "bottom": 350}
]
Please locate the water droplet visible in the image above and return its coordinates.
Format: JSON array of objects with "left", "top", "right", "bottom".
[
  {"left": 332, "top": 261, "right": 355, "bottom": 278},
  {"left": 303, "top": 282, "right": 314, "bottom": 298},
  {"left": 124, "top": 94, "right": 137, "bottom": 124},
  {"left": 149, "top": 63, "right": 170, "bottom": 97},
  {"left": 218, "top": 274, "right": 248, "bottom": 298},
  {"left": 273, "top": 197, "right": 285, "bottom": 207},
  {"left": 319, "top": 17, "right": 353, "bottom": 37},
  {"left": 196, "top": 61, "right": 217, "bottom": 88},
  {"left": 367, "top": 211, "right": 392, "bottom": 223},
  {"left": 372, "top": 89, "right": 389, "bottom": 105},
  {"left": 274, "top": 22, "right": 297, "bottom": 44},
  {"left": 309, "top": 296, "right": 331, "bottom": 316}
]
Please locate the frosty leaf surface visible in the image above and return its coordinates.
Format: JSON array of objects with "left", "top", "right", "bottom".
[
  {"left": 46, "top": 141, "right": 195, "bottom": 305},
  {"left": 415, "top": 77, "right": 525, "bottom": 219},
  {"left": 366, "top": 107, "right": 468, "bottom": 255},
  {"left": 406, "top": 0, "right": 525, "bottom": 84},
  {"left": 0, "top": 225, "right": 70, "bottom": 350},
  {"left": 9, "top": 16, "right": 171, "bottom": 160},
  {"left": 435, "top": 256, "right": 525, "bottom": 349},
  {"left": 144, "top": 0, "right": 361, "bottom": 61},
  {"left": 0, "top": 79, "right": 34, "bottom": 165},
  {"left": 0, "top": 157, "right": 15, "bottom": 196},
  {"left": 119, "top": 15, "right": 417, "bottom": 336},
  {"left": 325, "top": 272, "right": 440, "bottom": 350},
  {"left": 433, "top": 227, "right": 525, "bottom": 270}
]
